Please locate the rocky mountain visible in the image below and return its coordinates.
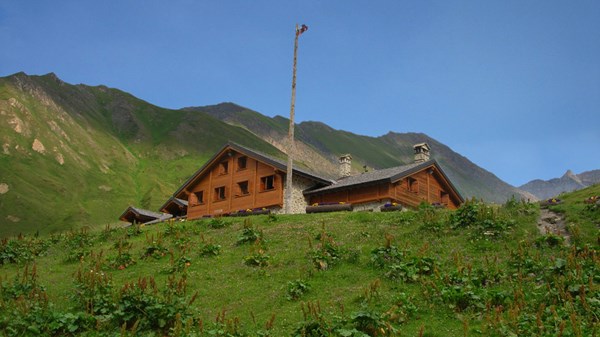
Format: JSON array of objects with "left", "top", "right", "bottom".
[
  {"left": 520, "top": 169, "right": 600, "bottom": 200},
  {"left": 0, "top": 72, "right": 281, "bottom": 236},
  {"left": 184, "top": 103, "right": 535, "bottom": 204},
  {"left": 1, "top": 72, "right": 531, "bottom": 236}
]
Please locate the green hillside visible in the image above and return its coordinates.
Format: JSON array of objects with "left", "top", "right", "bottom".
[
  {"left": 0, "top": 191, "right": 597, "bottom": 336},
  {"left": 545, "top": 183, "right": 600, "bottom": 245},
  {"left": 0, "top": 73, "right": 282, "bottom": 237},
  {"left": 1, "top": 72, "right": 535, "bottom": 237}
]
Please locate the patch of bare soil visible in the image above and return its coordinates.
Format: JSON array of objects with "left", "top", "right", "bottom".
[{"left": 538, "top": 208, "right": 570, "bottom": 244}]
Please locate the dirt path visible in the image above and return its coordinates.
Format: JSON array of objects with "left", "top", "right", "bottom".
[{"left": 538, "top": 208, "right": 570, "bottom": 245}]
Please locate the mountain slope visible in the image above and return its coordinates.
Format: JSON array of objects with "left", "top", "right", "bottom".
[
  {"left": 2, "top": 73, "right": 535, "bottom": 236},
  {"left": 188, "top": 103, "right": 533, "bottom": 203},
  {"left": 520, "top": 169, "right": 600, "bottom": 199},
  {"left": 0, "top": 73, "right": 282, "bottom": 236}
]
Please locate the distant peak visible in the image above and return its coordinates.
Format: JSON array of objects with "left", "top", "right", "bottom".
[
  {"left": 43, "top": 72, "right": 64, "bottom": 84},
  {"left": 10, "top": 71, "right": 27, "bottom": 77},
  {"left": 562, "top": 169, "right": 575, "bottom": 178}
]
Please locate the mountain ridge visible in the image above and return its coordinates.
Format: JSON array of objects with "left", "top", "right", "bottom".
[
  {"left": 185, "top": 102, "right": 535, "bottom": 203},
  {"left": 2, "top": 72, "right": 533, "bottom": 236},
  {"left": 519, "top": 169, "right": 600, "bottom": 199}
]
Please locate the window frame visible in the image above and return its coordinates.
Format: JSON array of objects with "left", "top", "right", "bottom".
[
  {"left": 219, "top": 161, "right": 229, "bottom": 175},
  {"left": 214, "top": 186, "right": 226, "bottom": 201},
  {"left": 440, "top": 190, "right": 449, "bottom": 204},
  {"left": 260, "top": 175, "right": 276, "bottom": 192},
  {"left": 193, "top": 191, "right": 204, "bottom": 205},
  {"left": 237, "top": 156, "right": 248, "bottom": 171},
  {"left": 407, "top": 177, "right": 419, "bottom": 193},
  {"left": 237, "top": 180, "right": 250, "bottom": 196}
]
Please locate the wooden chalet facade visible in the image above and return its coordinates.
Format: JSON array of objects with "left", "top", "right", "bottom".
[
  {"left": 120, "top": 142, "right": 464, "bottom": 225},
  {"left": 160, "top": 143, "right": 331, "bottom": 219},
  {"left": 305, "top": 159, "right": 463, "bottom": 210}
]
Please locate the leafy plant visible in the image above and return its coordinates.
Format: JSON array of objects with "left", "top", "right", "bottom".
[
  {"left": 370, "top": 234, "right": 405, "bottom": 269},
  {"left": 109, "top": 242, "right": 136, "bottom": 270},
  {"left": 163, "top": 253, "right": 192, "bottom": 274},
  {"left": 208, "top": 218, "right": 229, "bottom": 229},
  {"left": 199, "top": 243, "right": 221, "bottom": 257},
  {"left": 310, "top": 232, "right": 345, "bottom": 271},
  {"left": 244, "top": 248, "right": 270, "bottom": 268},
  {"left": 113, "top": 275, "right": 198, "bottom": 332},
  {"left": 385, "top": 256, "right": 436, "bottom": 282},
  {"left": 237, "top": 219, "right": 263, "bottom": 245},
  {"left": 286, "top": 279, "right": 311, "bottom": 301},
  {"left": 72, "top": 260, "right": 114, "bottom": 316},
  {"left": 141, "top": 233, "right": 168, "bottom": 259},
  {"left": 535, "top": 233, "right": 565, "bottom": 248}
]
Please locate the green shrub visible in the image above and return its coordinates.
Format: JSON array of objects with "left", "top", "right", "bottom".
[
  {"left": 199, "top": 243, "right": 221, "bottom": 257},
  {"left": 208, "top": 218, "right": 229, "bottom": 229},
  {"left": 310, "top": 234, "right": 345, "bottom": 271},
  {"left": 286, "top": 279, "right": 311, "bottom": 301},
  {"left": 237, "top": 220, "right": 263, "bottom": 245}
]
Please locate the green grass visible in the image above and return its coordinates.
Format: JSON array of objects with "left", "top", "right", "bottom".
[
  {"left": 0, "top": 74, "right": 285, "bottom": 237},
  {"left": 546, "top": 183, "right": 600, "bottom": 246},
  {"left": 2, "top": 196, "right": 597, "bottom": 336}
]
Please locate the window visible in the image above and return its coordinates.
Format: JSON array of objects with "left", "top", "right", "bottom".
[
  {"left": 407, "top": 177, "right": 419, "bottom": 193},
  {"left": 193, "top": 191, "right": 204, "bottom": 205},
  {"left": 237, "top": 156, "right": 247, "bottom": 170},
  {"left": 260, "top": 175, "right": 275, "bottom": 191},
  {"left": 214, "top": 186, "right": 226, "bottom": 201},
  {"left": 440, "top": 191, "right": 449, "bottom": 204},
  {"left": 219, "top": 161, "right": 229, "bottom": 175},
  {"left": 237, "top": 181, "right": 249, "bottom": 196}
]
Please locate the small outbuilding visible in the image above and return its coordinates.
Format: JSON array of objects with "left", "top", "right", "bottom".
[{"left": 119, "top": 206, "right": 173, "bottom": 225}]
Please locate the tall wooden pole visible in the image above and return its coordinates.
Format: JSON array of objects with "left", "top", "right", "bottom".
[{"left": 285, "top": 24, "right": 301, "bottom": 214}]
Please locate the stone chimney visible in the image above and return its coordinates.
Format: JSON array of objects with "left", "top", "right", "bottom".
[
  {"left": 339, "top": 154, "right": 352, "bottom": 178},
  {"left": 413, "top": 143, "right": 431, "bottom": 163}
]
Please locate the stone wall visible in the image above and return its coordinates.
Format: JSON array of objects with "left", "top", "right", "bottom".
[
  {"left": 279, "top": 175, "right": 315, "bottom": 214},
  {"left": 351, "top": 199, "right": 392, "bottom": 212}
]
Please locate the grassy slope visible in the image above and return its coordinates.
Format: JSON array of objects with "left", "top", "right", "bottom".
[
  {"left": 1, "top": 188, "right": 598, "bottom": 335},
  {"left": 0, "top": 74, "right": 284, "bottom": 237},
  {"left": 3, "top": 198, "right": 592, "bottom": 336},
  {"left": 547, "top": 183, "right": 600, "bottom": 246}
]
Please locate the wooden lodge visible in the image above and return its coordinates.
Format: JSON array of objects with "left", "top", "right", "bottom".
[
  {"left": 305, "top": 160, "right": 462, "bottom": 210},
  {"left": 158, "top": 143, "right": 331, "bottom": 220},
  {"left": 119, "top": 142, "right": 464, "bottom": 224}
]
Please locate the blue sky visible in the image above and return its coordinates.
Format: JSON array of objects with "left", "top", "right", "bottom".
[{"left": 1, "top": 1, "right": 598, "bottom": 186}]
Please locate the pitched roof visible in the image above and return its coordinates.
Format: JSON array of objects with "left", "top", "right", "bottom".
[
  {"left": 305, "top": 159, "right": 464, "bottom": 202},
  {"left": 172, "top": 142, "right": 332, "bottom": 199},
  {"left": 119, "top": 206, "right": 173, "bottom": 224},
  {"left": 173, "top": 198, "right": 188, "bottom": 207},
  {"left": 159, "top": 196, "right": 188, "bottom": 212}
]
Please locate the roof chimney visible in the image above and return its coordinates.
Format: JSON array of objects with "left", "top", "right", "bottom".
[
  {"left": 339, "top": 154, "right": 352, "bottom": 178},
  {"left": 413, "top": 143, "right": 431, "bottom": 163}
]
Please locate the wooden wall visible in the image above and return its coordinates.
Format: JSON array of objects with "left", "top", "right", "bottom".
[
  {"left": 309, "top": 166, "right": 460, "bottom": 210},
  {"left": 391, "top": 169, "right": 459, "bottom": 209},
  {"left": 185, "top": 151, "right": 284, "bottom": 219},
  {"left": 309, "top": 183, "right": 391, "bottom": 205}
]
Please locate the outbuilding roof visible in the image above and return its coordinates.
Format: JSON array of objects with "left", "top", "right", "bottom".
[{"left": 119, "top": 206, "right": 173, "bottom": 224}]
